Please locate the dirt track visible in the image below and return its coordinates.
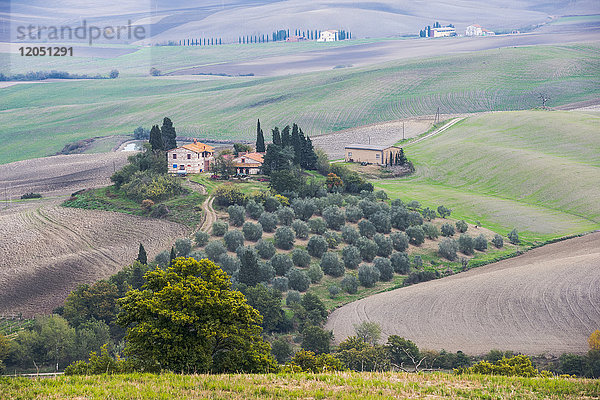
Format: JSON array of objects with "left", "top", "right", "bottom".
[{"left": 326, "top": 233, "right": 600, "bottom": 356}]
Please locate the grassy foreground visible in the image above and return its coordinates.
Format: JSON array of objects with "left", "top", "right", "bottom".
[
  {"left": 377, "top": 110, "right": 600, "bottom": 242},
  {"left": 1, "top": 372, "right": 598, "bottom": 400}
]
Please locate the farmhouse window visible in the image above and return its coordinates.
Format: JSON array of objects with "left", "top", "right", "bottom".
[
  {"left": 173, "top": 154, "right": 177, "bottom": 159},
  {"left": 376, "top": 153, "right": 380, "bottom": 158},
  {"left": 242, "top": 158, "right": 245, "bottom": 163},
  {"left": 179, "top": 165, "right": 185, "bottom": 170},
  {"left": 348, "top": 152, "right": 352, "bottom": 157},
  {"left": 187, "top": 154, "right": 191, "bottom": 159},
  {"left": 173, "top": 164, "right": 177, "bottom": 169}
]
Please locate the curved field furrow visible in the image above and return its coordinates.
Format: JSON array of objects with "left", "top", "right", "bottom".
[
  {"left": 0, "top": 206, "right": 189, "bottom": 316},
  {"left": 326, "top": 233, "right": 600, "bottom": 355}
]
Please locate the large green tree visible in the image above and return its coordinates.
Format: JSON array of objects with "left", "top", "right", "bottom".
[
  {"left": 117, "top": 257, "right": 277, "bottom": 373},
  {"left": 149, "top": 124, "right": 163, "bottom": 151},
  {"left": 161, "top": 117, "right": 177, "bottom": 150}
]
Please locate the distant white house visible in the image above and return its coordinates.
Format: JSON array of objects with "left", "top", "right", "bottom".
[
  {"left": 317, "top": 30, "right": 338, "bottom": 42},
  {"left": 466, "top": 24, "right": 495, "bottom": 36},
  {"left": 432, "top": 26, "right": 456, "bottom": 38},
  {"left": 233, "top": 152, "right": 264, "bottom": 175},
  {"left": 167, "top": 140, "right": 214, "bottom": 175}
]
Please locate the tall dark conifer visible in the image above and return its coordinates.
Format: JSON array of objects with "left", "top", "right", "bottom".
[
  {"left": 256, "top": 119, "right": 266, "bottom": 152},
  {"left": 161, "top": 117, "right": 177, "bottom": 150},
  {"left": 303, "top": 135, "right": 317, "bottom": 170},
  {"left": 272, "top": 127, "right": 281, "bottom": 146},
  {"left": 291, "top": 123, "right": 302, "bottom": 164},
  {"left": 281, "top": 125, "right": 291, "bottom": 147},
  {"left": 136, "top": 243, "right": 148, "bottom": 265},
  {"left": 169, "top": 247, "right": 176, "bottom": 266},
  {"left": 149, "top": 124, "right": 163, "bottom": 151}
]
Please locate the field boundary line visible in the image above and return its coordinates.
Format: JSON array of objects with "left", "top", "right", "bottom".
[{"left": 405, "top": 117, "right": 465, "bottom": 147}]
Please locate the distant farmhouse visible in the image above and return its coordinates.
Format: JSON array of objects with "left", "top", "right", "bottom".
[
  {"left": 286, "top": 35, "right": 307, "bottom": 42},
  {"left": 317, "top": 30, "right": 338, "bottom": 42},
  {"left": 466, "top": 24, "right": 496, "bottom": 36},
  {"left": 167, "top": 139, "right": 214, "bottom": 175},
  {"left": 420, "top": 22, "right": 456, "bottom": 38},
  {"left": 345, "top": 144, "right": 402, "bottom": 165},
  {"left": 233, "top": 152, "right": 264, "bottom": 175}
]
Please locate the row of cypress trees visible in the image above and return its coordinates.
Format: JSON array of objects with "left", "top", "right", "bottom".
[
  {"left": 256, "top": 120, "right": 317, "bottom": 174},
  {"left": 149, "top": 117, "right": 177, "bottom": 152}
]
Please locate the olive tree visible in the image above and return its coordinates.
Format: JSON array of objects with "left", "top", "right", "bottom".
[
  {"left": 370, "top": 211, "right": 392, "bottom": 234},
  {"left": 271, "top": 253, "right": 293, "bottom": 276},
  {"left": 287, "top": 268, "right": 311, "bottom": 292},
  {"left": 341, "top": 274, "right": 359, "bottom": 294},
  {"left": 474, "top": 234, "right": 488, "bottom": 251},
  {"left": 212, "top": 220, "right": 228, "bottom": 237},
  {"left": 242, "top": 221, "right": 263, "bottom": 242},
  {"left": 357, "top": 237, "right": 378, "bottom": 262},
  {"left": 194, "top": 231, "right": 210, "bottom": 247},
  {"left": 258, "top": 212, "right": 278, "bottom": 233},
  {"left": 320, "top": 252, "right": 344, "bottom": 277},
  {"left": 309, "top": 217, "right": 327, "bottom": 235},
  {"left": 358, "top": 264, "right": 380, "bottom": 287},
  {"left": 291, "top": 248, "right": 311, "bottom": 268},
  {"left": 374, "top": 257, "right": 393, "bottom": 281},
  {"left": 406, "top": 225, "right": 425, "bottom": 246},
  {"left": 323, "top": 206, "right": 346, "bottom": 230},
  {"left": 308, "top": 264, "right": 324, "bottom": 283},
  {"left": 245, "top": 199, "right": 264, "bottom": 220},
  {"left": 438, "top": 238, "right": 458, "bottom": 261},
  {"left": 307, "top": 235, "right": 328, "bottom": 258},
  {"left": 277, "top": 207, "right": 295, "bottom": 226},
  {"left": 390, "top": 252, "right": 410, "bottom": 274},
  {"left": 205, "top": 240, "right": 227, "bottom": 261},
  {"left": 390, "top": 232, "right": 409, "bottom": 252},
  {"left": 255, "top": 239, "right": 276, "bottom": 259},
  {"left": 373, "top": 233, "right": 393, "bottom": 257},
  {"left": 358, "top": 220, "right": 376, "bottom": 238},
  {"left": 224, "top": 230, "right": 245, "bottom": 252},
  {"left": 274, "top": 226, "right": 296, "bottom": 250},
  {"left": 440, "top": 223, "right": 455, "bottom": 237},
  {"left": 341, "top": 226, "right": 360, "bottom": 245},
  {"left": 291, "top": 219, "right": 309, "bottom": 239},
  {"left": 342, "top": 245, "right": 361, "bottom": 270},
  {"left": 458, "top": 234, "right": 474, "bottom": 255},
  {"left": 422, "top": 223, "right": 439, "bottom": 239},
  {"left": 345, "top": 206, "right": 363, "bottom": 223},
  {"left": 456, "top": 220, "right": 468, "bottom": 233},
  {"left": 492, "top": 234, "right": 504, "bottom": 248},
  {"left": 228, "top": 205, "right": 246, "bottom": 227}
]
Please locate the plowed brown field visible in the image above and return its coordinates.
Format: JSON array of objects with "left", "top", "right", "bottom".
[{"left": 326, "top": 233, "right": 600, "bottom": 355}]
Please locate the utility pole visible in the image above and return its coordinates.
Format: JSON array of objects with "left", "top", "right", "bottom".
[
  {"left": 402, "top": 122, "right": 405, "bottom": 140},
  {"left": 538, "top": 93, "right": 550, "bottom": 109}
]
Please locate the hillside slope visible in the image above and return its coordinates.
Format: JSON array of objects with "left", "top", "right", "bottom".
[{"left": 326, "top": 232, "right": 600, "bottom": 355}]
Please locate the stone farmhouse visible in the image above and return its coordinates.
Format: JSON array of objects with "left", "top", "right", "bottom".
[
  {"left": 167, "top": 140, "right": 214, "bottom": 174},
  {"left": 317, "top": 30, "right": 338, "bottom": 42},
  {"left": 345, "top": 144, "right": 402, "bottom": 165},
  {"left": 432, "top": 26, "right": 456, "bottom": 37},
  {"left": 233, "top": 152, "right": 264, "bottom": 175},
  {"left": 466, "top": 24, "right": 495, "bottom": 36}
]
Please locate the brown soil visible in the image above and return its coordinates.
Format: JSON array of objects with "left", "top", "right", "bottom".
[{"left": 326, "top": 232, "right": 600, "bottom": 356}]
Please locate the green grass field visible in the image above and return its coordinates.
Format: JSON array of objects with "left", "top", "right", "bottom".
[
  {"left": 1, "top": 372, "right": 597, "bottom": 399},
  {"left": 377, "top": 110, "right": 600, "bottom": 242},
  {"left": 1, "top": 43, "right": 598, "bottom": 165}
]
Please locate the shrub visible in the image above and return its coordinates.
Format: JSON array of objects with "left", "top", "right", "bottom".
[
  {"left": 405, "top": 269, "right": 439, "bottom": 285},
  {"left": 390, "top": 232, "right": 409, "bottom": 252},
  {"left": 341, "top": 274, "right": 359, "bottom": 294},
  {"left": 271, "top": 253, "right": 294, "bottom": 276},
  {"left": 323, "top": 206, "right": 346, "bottom": 230},
  {"left": 413, "top": 255, "right": 423, "bottom": 268},
  {"left": 345, "top": 195, "right": 359, "bottom": 206},
  {"left": 508, "top": 228, "right": 520, "bottom": 244},
  {"left": 408, "top": 211, "right": 423, "bottom": 227},
  {"left": 255, "top": 239, "right": 276, "bottom": 259},
  {"left": 274, "top": 226, "right": 296, "bottom": 250},
  {"left": 456, "top": 355, "right": 549, "bottom": 378},
  {"left": 258, "top": 261, "right": 276, "bottom": 283},
  {"left": 406, "top": 225, "right": 425, "bottom": 246},
  {"left": 374, "top": 257, "right": 394, "bottom": 281},
  {"left": 217, "top": 253, "right": 240, "bottom": 276},
  {"left": 492, "top": 234, "right": 504, "bottom": 248},
  {"left": 245, "top": 199, "right": 264, "bottom": 220},
  {"left": 358, "top": 219, "right": 376, "bottom": 238},
  {"left": 358, "top": 264, "right": 380, "bottom": 287},
  {"left": 271, "top": 338, "right": 292, "bottom": 363},
  {"left": 320, "top": 252, "right": 344, "bottom": 277},
  {"left": 328, "top": 285, "right": 341, "bottom": 297},
  {"left": 421, "top": 207, "right": 437, "bottom": 221},
  {"left": 277, "top": 207, "right": 296, "bottom": 226},
  {"left": 407, "top": 200, "right": 420, "bottom": 210},
  {"left": 205, "top": 240, "right": 226, "bottom": 261},
  {"left": 359, "top": 199, "right": 379, "bottom": 218},
  {"left": 212, "top": 220, "right": 229, "bottom": 236},
  {"left": 374, "top": 190, "right": 388, "bottom": 201},
  {"left": 287, "top": 268, "right": 311, "bottom": 292},
  {"left": 390, "top": 252, "right": 410, "bottom": 274},
  {"left": 141, "top": 199, "right": 154, "bottom": 212},
  {"left": 345, "top": 206, "right": 363, "bottom": 223},
  {"left": 437, "top": 205, "right": 451, "bottom": 218},
  {"left": 258, "top": 212, "right": 278, "bottom": 232},
  {"left": 438, "top": 238, "right": 459, "bottom": 260},
  {"left": 422, "top": 223, "right": 439, "bottom": 239},
  {"left": 224, "top": 230, "right": 245, "bottom": 252},
  {"left": 326, "top": 193, "right": 344, "bottom": 207},
  {"left": 357, "top": 237, "right": 378, "bottom": 262},
  {"left": 458, "top": 234, "right": 474, "bottom": 255},
  {"left": 374, "top": 233, "right": 393, "bottom": 257},
  {"left": 150, "top": 204, "right": 169, "bottom": 218},
  {"left": 309, "top": 217, "right": 327, "bottom": 235},
  {"left": 291, "top": 198, "right": 315, "bottom": 221},
  {"left": 194, "top": 231, "right": 210, "bottom": 247},
  {"left": 456, "top": 220, "right": 468, "bottom": 233},
  {"left": 308, "top": 264, "right": 324, "bottom": 283},
  {"left": 272, "top": 276, "right": 289, "bottom": 292},
  {"left": 323, "top": 231, "right": 341, "bottom": 249},
  {"left": 370, "top": 211, "right": 391, "bottom": 234},
  {"left": 474, "top": 234, "right": 488, "bottom": 251},
  {"left": 391, "top": 207, "right": 409, "bottom": 230},
  {"left": 175, "top": 238, "right": 192, "bottom": 257},
  {"left": 21, "top": 192, "right": 42, "bottom": 199},
  {"left": 154, "top": 250, "right": 170, "bottom": 268},
  {"left": 307, "top": 235, "right": 328, "bottom": 258},
  {"left": 441, "top": 223, "right": 455, "bottom": 237},
  {"left": 342, "top": 245, "right": 361, "bottom": 270},
  {"left": 341, "top": 226, "right": 360, "bottom": 245},
  {"left": 242, "top": 221, "right": 263, "bottom": 241},
  {"left": 214, "top": 184, "right": 246, "bottom": 207},
  {"left": 189, "top": 251, "right": 207, "bottom": 262},
  {"left": 291, "top": 219, "right": 310, "bottom": 239},
  {"left": 122, "top": 171, "right": 186, "bottom": 202},
  {"left": 286, "top": 290, "right": 301, "bottom": 305},
  {"left": 264, "top": 196, "right": 281, "bottom": 212},
  {"left": 291, "top": 248, "right": 311, "bottom": 268}
]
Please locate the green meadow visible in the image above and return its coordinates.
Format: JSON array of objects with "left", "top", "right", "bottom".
[
  {"left": 1, "top": 372, "right": 598, "bottom": 399},
  {"left": 379, "top": 110, "right": 600, "bottom": 241},
  {"left": 1, "top": 43, "right": 598, "bottom": 164}
]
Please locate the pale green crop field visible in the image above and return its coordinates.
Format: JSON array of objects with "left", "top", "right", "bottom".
[
  {"left": 1, "top": 43, "right": 599, "bottom": 165},
  {"left": 377, "top": 110, "right": 600, "bottom": 241}
]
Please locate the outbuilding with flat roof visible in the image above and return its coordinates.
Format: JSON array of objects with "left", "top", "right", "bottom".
[{"left": 345, "top": 144, "right": 402, "bottom": 165}]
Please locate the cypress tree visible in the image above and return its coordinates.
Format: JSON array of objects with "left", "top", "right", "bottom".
[
  {"left": 149, "top": 124, "right": 163, "bottom": 151},
  {"left": 256, "top": 119, "right": 266, "bottom": 152},
  {"left": 161, "top": 117, "right": 177, "bottom": 150},
  {"left": 272, "top": 127, "right": 281, "bottom": 146},
  {"left": 281, "top": 125, "right": 291, "bottom": 147},
  {"left": 399, "top": 148, "right": 407, "bottom": 165},
  {"left": 136, "top": 243, "right": 148, "bottom": 264},
  {"left": 303, "top": 135, "right": 318, "bottom": 170},
  {"left": 291, "top": 123, "right": 302, "bottom": 164},
  {"left": 169, "top": 247, "right": 176, "bottom": 266}
]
